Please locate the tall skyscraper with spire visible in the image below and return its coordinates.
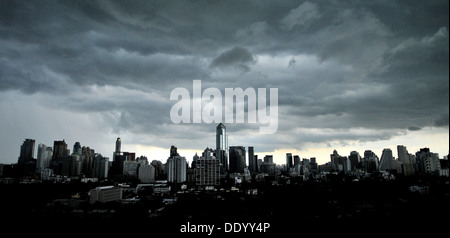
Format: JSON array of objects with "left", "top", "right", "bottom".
[
  {"left": 116, "top": 137, "right": 121, "bottom": 154},
  {"left": 216, "top": 123, "right": 228, "bottom": 176}
]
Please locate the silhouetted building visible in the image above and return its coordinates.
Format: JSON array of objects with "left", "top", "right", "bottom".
[
  {"left": 93, "top": 154, "right": 109, "bottom": 179},
  {"left": 330, "top": 150, "right": 350, "bottom": 172},
  {"left": 415, "top": 148, "right": 441, "bottom": 175},
  {"left": 286, "top": 153, "right": 293, "bottom": 171},
  {"left": 261, "top": 155, "right": 275, "bottom": 176},
  {"left": 139, "top": 164, "right": 156, "bottom": 183},
  {"left": 192, "top": 153, "right": 199, "bottom": 169},
  {"left": 36, "top": 144, "right": 52, "bottom": 174},
  {"left": 50, "top": 140, "right": 69, "bottom": 175},
  {"left": 196, "top": 148, "right": 220, "bottom": 186},
  {"left": 18, "top": 139, "right": 35, "bottom": 164},
  {"left": 248, "top": 147, "right": 257, "bottom": 173},
  {"left": 116, "top": 137, "right": 121, "bottom": 153},
  {"left": 349, "top": 151, "right": 361, "bottom": 170},
  {"left": 229, "top": 146, "right": 246, "bottom": 173},
  {"left": 379, "top": 148, "right": 394, "bottom": 171},
  {"left": 363, "top": 150, "right": 379, "bottom": 173},
  {"left": 216, "top": 123, "right": 228, "bottom": 176}
]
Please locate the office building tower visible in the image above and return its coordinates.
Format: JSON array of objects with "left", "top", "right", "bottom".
[
  {"left": 294, "top": 155, "right": 301, "bottom": 166},
  {"left": 196, "top": 148, "right": 220, "bottom": 186},
  {"left": 264, "top": 155, "right": 273, "bottom": 164},
  {"left": 167, "top": 155, "right": 187, "bottom": 183},
  {"left": 116, "top": 137, "right": 121, "bottom": 153},
  {"left": 93, "top": 154, "right": 109, "bottom": 179},
  {"left": 36, "top": 144, "right": 52, "bottom": 173},
  {"left": 51, "top": 140, "right": 69, "bottom": 175},
  {"left": 123, "top": 160, "right": 139, "bottom": 178},
  {"left": 216, "top": 123, "right": 229, "bottom": 174},
  {"left": 330, "top": 150, "right": 350, "bottom": 172},
  {"left": 286, "top": 153, "right": 293, "bottom": 171},
  {"left": 415, "top": 148, "right": 441, "bottom": 174},
  {"left": 310, "top": 157, "right": 318, "bottom": 174},
  {"left": 397, "top": 145, "right": 410, "bottom": 164},
  {"left": 18, "top": 139, "right": 35, "bottom": 164},
  {"left": 349, "top": 151, "right": 361, "bottom": 170},
  {"left": 229, "top": 146, "right": 246, "bottom": 174},
  {"left": 73, "top": 142, "right": 82, "bottom": 155},
  {"left": 52, "top": 140, "right": 69, "bottom": 160},
  {"left": 192, "top": 153, "right": 199, "bottom": 169},
  {"left": 379, "top": 148, "right": 394, "bottom": 171},
  {"left": 261, "top": 155, "right": 275, "bottom": 176},
  {"left": 139, "top": 164, "right": 156, "bottom": 183},
  {"left": 363, "top": 150, "right": 379, "bottom": 172},
  {"left": 82, "top": 146, "right": 95, "bottom": 177},
  {"left": 248, "top": 147, "right": 256, "bottom": 173},
  {"left": 170, "top": 145, "right": 179, "bottom": 157}
]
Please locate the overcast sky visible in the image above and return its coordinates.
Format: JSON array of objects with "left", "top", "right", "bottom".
[{"left": 1, "top": 0, "right": 448, "bottom": 165}]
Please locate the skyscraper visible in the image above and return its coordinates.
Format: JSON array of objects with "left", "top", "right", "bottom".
[
  {"left": 216, "top": 123, "right": 228, "bottom": 175},
  {"left": 229, "top": 146, "right": 246, "bottom": 174},
  {"left": 167, "top": 155, "right": 187, "bottom": 183},
  {"left": 51, "top": 140, "right": 68, "bottom": 175},
  {"left": 286, "top": 153, "right": 293, "bottom": 171},
  {"left": 248, "top": 146, "right": 256, "bottom": 172},
  {"left": 379, "top": 148, "right": 394, "bottom": 171},
  {"left": 397, "top": 145, "right": 410, "bottom": 164},
  {"left": 196, "top": 148, "right": 220, "bottom": 186},
  {"left": 36, "top": 144, "right": 52, "bottom": 173},
  {"left": 349, "top": 151, "right": 361, "bottom": 170},
  {"left": 18, "top": 139, "right": 35, "bottom": 164},
  {"left": 116, "top": 137, "right": 121, "bottom": 153}
]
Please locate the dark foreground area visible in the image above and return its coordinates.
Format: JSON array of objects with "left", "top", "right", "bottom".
[{"left": 1, "top": 178, "right": 449, "bottom": 237}]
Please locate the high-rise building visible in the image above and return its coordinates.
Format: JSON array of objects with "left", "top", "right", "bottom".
[
  {"left": 116, "top": 138, "right": 121, "bottom": 153},
  {"left": 216, "top": 123, "right": 228, "bottom": 175},
  {"left": 123, "top": 160, "right": 139, "bottom": 178},
  {"left": 363, "top": 150, "right": 379, "bottom": 172},
  {"left": 192, "top": 153, "right": 199, "bottom": 169},
  {"left": 379, "top": 148, "right": 394, "bottom": 171},
  {"left": 167, "top": 155, "right": 187, "bottom": 183},
  {"left": 52, "top": 140, "right": 69, "bottom": 160},
  {"left": 73, "top": 142, "right": 82, "bottom": 155},
  {"left": 18, "top": 139, "right": 35, "bottom": 164},
  {"left": 415, "top": 148, "right": 441, "bottom": 174},
  {"left": 349, "top": 151, "right": 361, "bottom": 170},
  {"left": 397, "top": 145, "right": 410, "bottom": 164},
  {"left": 36, "top": 144, "right": 52, "bottom": 173},
  {"left": 51, "top": 140, "right": 69, "bottom": 175},
  {"left": 248, "top": 147, "right": 256, "bottom": 173},
  {"left": 93, "top": 154, "right": 109, "bottom": 179},
  {"left": 138, "top": 164, "right": 155, "bottom": 183},
  {"left": 286, "top": 153, "right": 293, "bottom": 171},
  {"left": 310, "top": 157, "right": 318, "bottom": 174},
  {"left": 261, "top": 155, "right": 275, "bottom": 176},
  {"left": 196, "top": 148, "right": 220, "bottom": 186},
  {"left": 229, "top": 146, "right": 246, "bottom": 173},
  {"left": 330, "top": 150, "right": 351, "bottom": 172},
  {"left": 82, "top": 146, "right": 95, "bottom": 177}
]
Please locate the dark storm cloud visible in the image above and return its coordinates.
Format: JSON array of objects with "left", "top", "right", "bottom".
[
  {"left": 0, "top": 0, "right": 448, "bottom": 162},
  {"left": 210, "top": 47, "right": 256, "bottom": 72}
]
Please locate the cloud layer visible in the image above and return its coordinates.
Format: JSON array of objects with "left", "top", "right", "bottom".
[{"left": 0, "top": 0, "right": 448, "bottom": 163}]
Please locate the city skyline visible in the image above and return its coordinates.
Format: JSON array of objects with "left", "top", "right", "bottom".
[
  {"left": 5, "top": 130, "right": 449, "bottom": 169},
  {"left": 0, "top": 1, "right": 448, "bottom": 166}
]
